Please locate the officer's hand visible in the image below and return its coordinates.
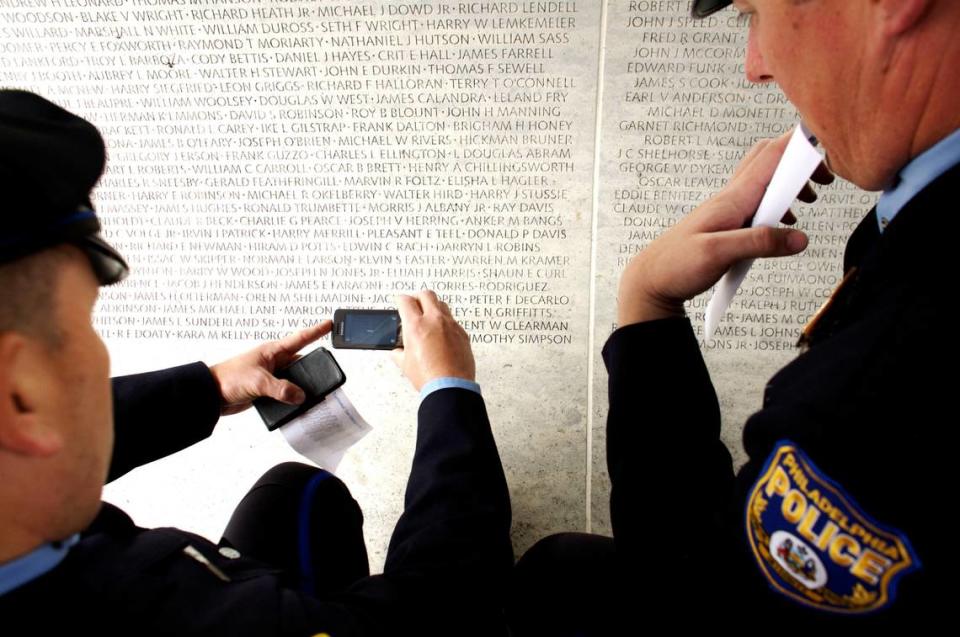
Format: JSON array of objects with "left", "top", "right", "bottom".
[
  {"left": 391, "top": 291, "right": 475, "bottom": 391},
  {"left": 209, "top": 321, "right": 332, "bottom": 415},
  {"left": 618, "top": 133, "right": 833, "bottom": 326}
]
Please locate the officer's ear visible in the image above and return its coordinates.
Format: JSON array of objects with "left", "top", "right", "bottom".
[
  {"left": 0, "top": 331, "right": 63, "bottom": 457},
  {"left": 876, "top": 0, "right": 931, "bottom": 37}
]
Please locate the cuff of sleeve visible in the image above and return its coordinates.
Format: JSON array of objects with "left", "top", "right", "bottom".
[
  {"left": 602, "top": 317, "right": 699, "bottom": 374},
  {"left": 185, "top": 361, "right": 224, "bottom": 428},
  {"left": 420, "top": 377, "right": 482, "bottom": 402}
]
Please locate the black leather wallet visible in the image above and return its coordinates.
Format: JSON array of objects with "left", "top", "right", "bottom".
[{"left": 253, "top": 347, "right": 346, "bottom": 431}]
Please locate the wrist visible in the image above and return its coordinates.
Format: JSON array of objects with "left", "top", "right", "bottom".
[
  {"left": 618, "top": 295, "right": 685, "bottom": 327},
  {"left": 207, "top": 363, "right": 230, "bottom": 410}
]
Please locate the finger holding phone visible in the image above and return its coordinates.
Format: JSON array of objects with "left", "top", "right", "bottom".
[
  {"left": 209, "top": 321, "right": 333, "bottom": 416},
  {"left": 391, "top": 290, "right": 476, "bottom": 392},
  {"left": 228, "top": 291, "right": 473, "bottom": 430}
]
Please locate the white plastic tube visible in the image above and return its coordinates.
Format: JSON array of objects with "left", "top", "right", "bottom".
[{"left": 704, "top": 123, "right": 823, "bottom": 342}]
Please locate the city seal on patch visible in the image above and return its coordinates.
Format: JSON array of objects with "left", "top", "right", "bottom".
[{"left": 745, "top": 441, "right": 920, "bottom": 614}]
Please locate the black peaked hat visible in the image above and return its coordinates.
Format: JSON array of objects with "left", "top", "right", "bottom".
[{"left": 0, "top": 89, "right": 128, "bottom": 284}]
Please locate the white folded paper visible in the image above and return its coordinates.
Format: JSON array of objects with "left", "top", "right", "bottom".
[
  {"left": 704, "top": 123, "right": 822, "bottom": 341},
  {"left": 279, "top": 388, "right": 372, "bottom": 472}
]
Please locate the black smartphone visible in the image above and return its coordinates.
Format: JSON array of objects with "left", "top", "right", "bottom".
[
  {"left": 253, "top": 347, "right": 346, "bottom": 431},
  {"left": 331, "top": 309, "right": 402, "bottom": 350}
]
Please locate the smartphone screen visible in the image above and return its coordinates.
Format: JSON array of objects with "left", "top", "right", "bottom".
[{"left": 333, "top": 309, "right": 401, "bottom": 349}]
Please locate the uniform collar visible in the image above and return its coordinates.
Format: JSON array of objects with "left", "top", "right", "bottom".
[
  {"left": 0, "top": 535, "right": 79, "bottom": 596},
  {"left": 876, "top": 128, "right": 960, "bottom": 232}
]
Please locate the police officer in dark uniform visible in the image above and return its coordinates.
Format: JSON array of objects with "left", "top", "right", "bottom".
[
  {"left": 0, "top": 90, "right": 513, "bottom": 636},
  {"left": 509, "top": 0, "right": 958, "bottom": 632}
]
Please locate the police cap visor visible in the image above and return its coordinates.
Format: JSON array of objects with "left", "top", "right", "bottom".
[{"left": 691, "top": 0, "right": 732, "bottom": 18}]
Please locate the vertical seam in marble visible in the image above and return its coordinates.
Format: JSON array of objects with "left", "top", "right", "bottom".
[{"left": 586, "top": 0, "right": 611, "bottom": 535}]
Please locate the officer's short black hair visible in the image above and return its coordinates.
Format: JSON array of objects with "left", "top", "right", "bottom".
[{"left": 0, "top": 247, "right": 74, "bottom": 344}]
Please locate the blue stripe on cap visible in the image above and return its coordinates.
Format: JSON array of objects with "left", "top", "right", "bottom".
[{"left": 0, "top": 206, "right": 97, "bottom": 249}]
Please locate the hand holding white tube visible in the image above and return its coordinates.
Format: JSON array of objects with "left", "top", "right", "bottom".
[
  {"left": 617, "top": 129, "right": 830, "bottom": 331},
  {"left": 703, "top": 123, "right": 823, "bottom": 341}
]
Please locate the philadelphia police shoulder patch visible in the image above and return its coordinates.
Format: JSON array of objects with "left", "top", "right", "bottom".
[{"left": 745, "top": 441, "right": 920, "bottom": 614}]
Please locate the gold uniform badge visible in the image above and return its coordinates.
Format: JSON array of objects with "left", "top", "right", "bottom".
[{"left": 745, "top": 441, "right": 920, "bottom": 613}]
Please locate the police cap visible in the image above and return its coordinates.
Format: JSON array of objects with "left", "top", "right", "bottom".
[{"left": 0, "top": 89, "right": 128, "bottom": 284}]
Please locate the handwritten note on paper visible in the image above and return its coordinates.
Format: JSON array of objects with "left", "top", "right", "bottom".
[{"left": 280, "top": 389, "right": 372, "bottom": 472}]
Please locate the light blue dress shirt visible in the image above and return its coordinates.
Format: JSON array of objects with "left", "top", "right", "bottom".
[
  {"left": 420, "top": 377, "right": 482, "bottom": 402},
  {"left": 0, "top": 534, "right": 79, "bottom": 596},
  {"left": 876, "top": 128, "right": 960, "bottom": 232}
]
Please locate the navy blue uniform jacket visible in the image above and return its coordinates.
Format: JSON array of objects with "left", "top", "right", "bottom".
[
  {"left": 0, "top": 365, "right": 512, "bottom": 636},
  {"left": 603, "top": 165, "right": 955, "bottom": 627}
]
